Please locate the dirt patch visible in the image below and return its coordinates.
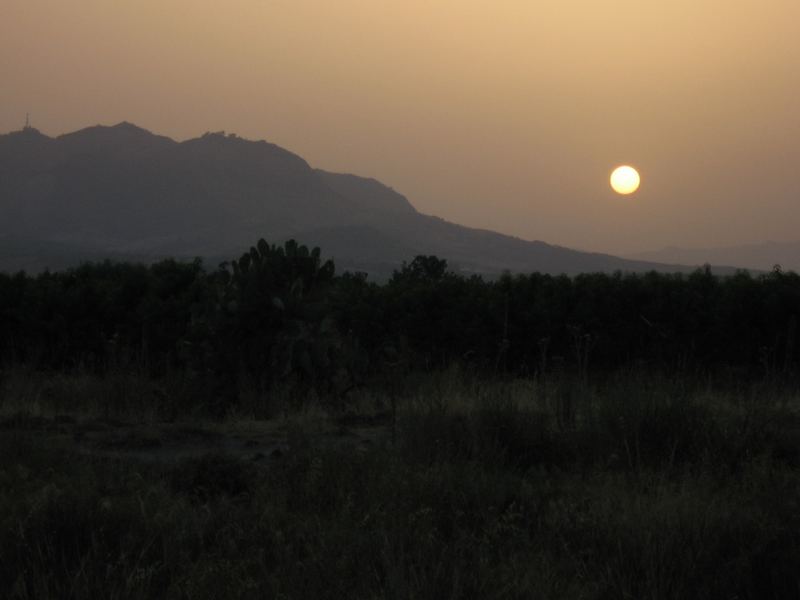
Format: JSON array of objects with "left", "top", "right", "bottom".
[{"left": 5, "top": 412, "right": 393, "bottom": 465}]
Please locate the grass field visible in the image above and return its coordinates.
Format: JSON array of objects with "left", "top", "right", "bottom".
[{"left": 2, "top": 366, "right": 800, "bottom": 599}]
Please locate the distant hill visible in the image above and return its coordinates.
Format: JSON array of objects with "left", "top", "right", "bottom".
[
  {"left": 628, "top": 242, "right": 800, "bottom": 274},
  {"left": 0, "top": 122, "right": 734, "bottom": 277}
]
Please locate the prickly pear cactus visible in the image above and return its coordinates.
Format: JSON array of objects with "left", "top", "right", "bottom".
[{"left": 186, "top": 238, "right": 343, "bottom": 409}]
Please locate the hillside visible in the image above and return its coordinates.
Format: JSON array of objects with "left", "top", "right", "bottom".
[{"left": 1, "top": 122, "right": 726, "bottom": 277}]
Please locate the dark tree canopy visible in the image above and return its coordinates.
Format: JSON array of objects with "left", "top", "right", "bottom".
[{"left": 2, "top": 240, "right": 799, "bottom": 408}]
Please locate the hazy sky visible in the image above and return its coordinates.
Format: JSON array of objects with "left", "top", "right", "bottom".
[{"left": 2, "top": 0, "right": 799, "bottom": 254}]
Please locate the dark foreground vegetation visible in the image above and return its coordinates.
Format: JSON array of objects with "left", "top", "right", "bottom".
[{"left": 2, "top": 240, "right": 800, "bottom": 598}]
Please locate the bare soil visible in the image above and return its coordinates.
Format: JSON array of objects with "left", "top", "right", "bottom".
[{"left": 1, "top": 411, "right": 392, "bottom": 465}]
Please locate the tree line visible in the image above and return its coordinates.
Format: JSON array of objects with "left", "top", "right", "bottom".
[{"left": 1, "top": 239, "right": 798, "bottom": 400}]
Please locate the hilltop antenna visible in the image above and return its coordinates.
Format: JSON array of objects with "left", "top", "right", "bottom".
[{"left": 24, "top": 113, "right": 30, "bottom": 129}]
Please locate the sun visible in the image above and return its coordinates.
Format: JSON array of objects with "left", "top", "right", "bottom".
[{"left": 610, "top": 165, "right": 640, "bottom": 195}]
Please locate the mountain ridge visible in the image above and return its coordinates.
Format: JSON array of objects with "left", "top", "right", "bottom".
[{"left": 0, "top": 122, "right": 743, "bottom": 277}]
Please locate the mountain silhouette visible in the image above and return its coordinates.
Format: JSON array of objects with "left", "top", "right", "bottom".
[{"left": 0, "top": 123, "right": 735, "bottom": 276}]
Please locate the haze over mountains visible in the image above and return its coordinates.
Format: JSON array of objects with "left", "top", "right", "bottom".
[
  {"left": 628, "top": 242, "right": 800, "bottom": 274},
  {"left": 1, "top": 123, "right": 741, "bottom": 277}
]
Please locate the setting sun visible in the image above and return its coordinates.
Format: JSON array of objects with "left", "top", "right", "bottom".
[{"left": 610, "top": 165, "right": 641, "bottom": 195}]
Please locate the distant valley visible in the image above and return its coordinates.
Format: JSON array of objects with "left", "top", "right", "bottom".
[{"left": 628, "top": 242, "right": 800, "bottom": 274}]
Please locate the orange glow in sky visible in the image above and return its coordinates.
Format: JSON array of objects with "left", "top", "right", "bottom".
[{"left": 2, "top": 1, "right": 799, "bottom": 254}]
